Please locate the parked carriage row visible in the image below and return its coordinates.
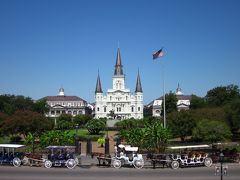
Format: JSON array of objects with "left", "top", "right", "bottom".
[
  {"left": 0, "top": 143, "right": 220, "bottom": 170},
  {"left": 0, "top": 144, "right": 80, "bottom": 169}
]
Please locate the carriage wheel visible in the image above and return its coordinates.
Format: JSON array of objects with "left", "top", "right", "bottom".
[
  {"left": 13, "top": 157, "right": 21, "bottom": 167},
  {"left": 204, "top": 157, "right": 212, "bottom": 167},
  {"left": 171, "top": 160, "right": 179, "bottom": 169},
  {"left": 112, "top": 159, "right": 121, "bottom": 169},
  {"left": 133, "top": 159, "right": 144, "bottom": 169},
  {"left": 44, "top": 160, "right": 52, "bottom": 168},
  {"left": 66, "top": 159, "right": 77, "bottom": 169}
]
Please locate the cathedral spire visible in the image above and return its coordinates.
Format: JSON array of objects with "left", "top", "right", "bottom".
[
  {"left": 135, "top": 70, "right": 143, "bottom": 93},
  {"left": 114, "top": 48, "right": 124, "bottom": 76},
  {"left": 95, "top": 72, "right": 103, "bottom": 93}
]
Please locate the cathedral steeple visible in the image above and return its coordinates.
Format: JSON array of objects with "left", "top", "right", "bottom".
[
  {"left": 114, "top": 48, "right": 124, "bottom": 76},
  {"left": 135, "top": 70, "right": 143, "bottom": 93},
  {"left": 95, "top": 72, "right": 103, "bottom": 93}
]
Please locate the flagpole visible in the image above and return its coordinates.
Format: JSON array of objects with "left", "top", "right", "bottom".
[
  {"left": 153, "top": 47, "right": 166, "bottom": 128},
  {"left": 161, "top": 60, "right": 166, "bottom": 128}
]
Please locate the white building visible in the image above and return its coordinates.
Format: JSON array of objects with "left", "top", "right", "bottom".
[
  {"left": 44, "top": 88, "right": 88, "bottom": 118},
  {"left": 95, "top": 48, "right": 143, "bottom": 120},
  {"left": 150, "top": 84, "right": 192, "bottom": 117}
]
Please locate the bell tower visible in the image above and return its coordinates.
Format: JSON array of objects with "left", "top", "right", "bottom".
[{"left": 113, "top": 48, "right": 125, "bottom": 90}]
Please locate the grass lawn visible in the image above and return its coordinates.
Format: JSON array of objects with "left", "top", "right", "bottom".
[
  {"left": 66, "top": 128, "right": 106, "bottom": 141},
  {"left": 67, "top": 128, "right": 105, "bottom": 136}
]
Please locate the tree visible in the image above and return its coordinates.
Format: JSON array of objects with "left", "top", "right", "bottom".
[
  {"left": 119, "top": 128, "right": 145, "bottom": 148},
  {"left": 40, "top": 130, "right": 74, "bottom": 147},
  {"left": 192, "top": 119, "right": 232, "bottom": 143},
  {"left": 86, "top": 119, "right": 106, "bottom": 135},
  {"left": 190, "top": 95, "right": 206, "bottom": 109},
  {"left": 14, "top": 96, "right": 34, "bottom": 111},
  {"left": 0, "top": 112, "right": 10, "bottom": 135},
  {"left": 3, "top": 110, "right": 53, "bottom": 137},
  {"left": 119, "top": 120, "right": 171, "bottom": 153},
  {"left": 97, "top": 137, "right": 105, "bottom": 147},
  {"left": 190, "top": 107, "right": 226, "bottom": 122},
  {"left": 57, "top": 113, "right": 73, "bottom": 129},
  {"left": 144, "top": 121, "right": 172, "bottom": 153},
  {"left": 206, "top": 84, "right": 240, "bottom": 107},
  {"left": 24, "top": 132, "right": 36, "bottom": 153},
  {"left": 73, "top": 114, "right": 92, "bottom": 127},
  {"left": 0, "top": 94, "right": 34, "bottom": 115},
  {"left": 168, "top": 110, "right": 195, "bottom": 142},
  {"left": 164, "top": 92, "right": 177, "bottom": 114},
  {"left": 225, "top": 98, "right": 240, "bottom": 132},
  {"left": 32, "top": 98, "right": 49, "bottom": 114},
  {"left": 0, "top": 95, "right": 15, "bottom": 114}
]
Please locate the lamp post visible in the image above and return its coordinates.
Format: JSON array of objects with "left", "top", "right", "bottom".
[
  {"left": 75, "top": 124, "right": 79, "bottom": 136},
  {"left": 105, "top": 111, "right": 113, "bottom": 155},
  {"left": 220, "top": 153, "right": 224, "bottom": 180},
  {"left": 75, "top": 124, "right": 80, "bottom": 154},
  {"left": 215, "top": 152, "right": 228, "bottom": 180}
]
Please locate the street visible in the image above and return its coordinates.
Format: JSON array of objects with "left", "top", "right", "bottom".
[{"left": 0, "top": 164, "right": 239, "bottom": 180}]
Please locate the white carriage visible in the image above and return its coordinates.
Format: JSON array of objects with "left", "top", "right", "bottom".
[
  {"left": 112, "top": 144, "right": 144, "bottom": 169},
  {"left": 168, "top": 144, "right": 213, "bottom": 169}
]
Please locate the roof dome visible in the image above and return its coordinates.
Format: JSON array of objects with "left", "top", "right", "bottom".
[
  {"left": 58, "top": 87, "right": 65, "bottom": 96},
  {"left": 176, "top": 83, "right": 183, "bottom": 95}
]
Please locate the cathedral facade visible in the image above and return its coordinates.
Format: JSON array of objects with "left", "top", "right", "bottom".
[{"left": 95, "top": 48, "right": 143, "bottom": 120}]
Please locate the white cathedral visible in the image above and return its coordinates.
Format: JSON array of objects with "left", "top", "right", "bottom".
[{"left": 95, "top": 48, "right": 143, "bottom": 120}]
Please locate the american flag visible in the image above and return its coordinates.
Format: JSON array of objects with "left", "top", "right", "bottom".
[{"left": 152, "top": 48, "right": 164, "bottom": 60}]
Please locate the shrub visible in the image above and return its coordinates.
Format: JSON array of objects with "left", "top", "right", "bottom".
[
  {"left": 86, "top": 119, "right": 106, "bottom": 135},
  {"left": 114, "top": 118, "right": 141, "bottom": 129},
  {"left": 192, "top": 119, "right": 232, "bottom": 143},
  {"left": 97, "top": 137, "right": 105, "bottom": 147}
]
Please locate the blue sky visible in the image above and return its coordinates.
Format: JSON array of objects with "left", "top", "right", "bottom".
[{"left": 0, "top": 0, "right": 240, "bottom": 104}]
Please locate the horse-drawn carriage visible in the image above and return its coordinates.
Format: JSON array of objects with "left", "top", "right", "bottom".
[
  {"left": 148, "top": 144, "right": 213, "bottom": 169},
  {"left": 44, "top": 146, "right": 79, "bottom": 169},
  {"left": 112, "top": 144, "right": 144, "bottom": 169},
  {"left": 24, "top": 145, "right": 80, "bottom": 169},
  {"left": 0, "top": 144, "right": 25, "bottom": 167},
  {"left": 168, "top": 144, "right": 213, "bottom": 169}
]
